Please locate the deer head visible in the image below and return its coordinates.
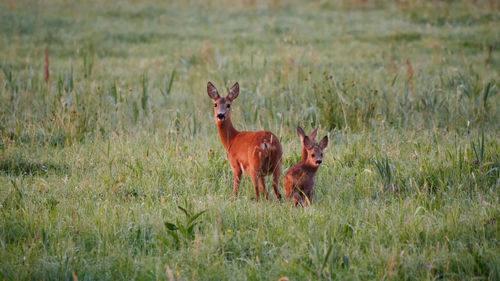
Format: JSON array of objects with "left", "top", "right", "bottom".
[
  {"left": 207, "top": 82, "right": 239, "bottom": 123},
  {"left": 299, "top": 127, "right": 328, "bottom": 168}
]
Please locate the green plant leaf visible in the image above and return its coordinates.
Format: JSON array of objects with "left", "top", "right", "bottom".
[
  {"left": 164, "top": 222, "right": 178, "bottom": 231},
  {"left": 178, "top": 206, "right": 189, "bottom": 217},
  {"left": 188, "top": 210, "right": 206, "bottom": 225},
  {"left": 321, "top": 244, "right": 333, "bottom": 271}
]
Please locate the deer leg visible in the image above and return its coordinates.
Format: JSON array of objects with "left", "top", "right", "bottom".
[
  {"left": 258, "top": 177, "right": 269, "bottom": 201},
  {"left": 305, "top": 189, "right": 314, "bottom": 206},
  {"left": 283, "top": 175, "right": 293, "bottom": 201},
  {"left": 272, "top": 164, "right": 282, "bottom": 202},
  {"left": 294, "top": 193, "right": 301, "bottom": 207},
  {"left": 304, "top": 196, "right": 310, "bottom": 207},
  {"left": 249, "top": 170, "right": 260, "bottom": 201},
  {"left": 232, "top": 165, "right": 242, "bottom": 199}
]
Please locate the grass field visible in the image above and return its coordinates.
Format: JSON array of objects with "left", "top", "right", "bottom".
[{"left": 1, "top": 0, "right": 499, "bottom": 280}]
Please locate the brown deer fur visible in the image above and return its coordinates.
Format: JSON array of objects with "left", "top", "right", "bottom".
[
  {"left": 207, "top": 82, "right": 282, "bottom": 201},
  {"left": 284, "top": 126, "right": 328, "bottom": 206}
]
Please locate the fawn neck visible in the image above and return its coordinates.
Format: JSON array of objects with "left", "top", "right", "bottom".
[
  {"left": 217, "top": 117, "right": 239, "bottom": 151},
  {"left": 299, "top": 159, "right": 319, "bottom": 174}
]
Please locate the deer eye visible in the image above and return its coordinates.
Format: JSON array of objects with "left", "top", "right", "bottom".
[
  {"left": 227, "top": 104, "right": 231, "bottom": 108},
  {"left": 321, "top": 153, "right": 323, "bottom": 157},
  {"left": 311, "top": 154, "right": 315, "bottom": 158},
  {"left": 214, "top": 104, "right": 217, "bottom": 107}
]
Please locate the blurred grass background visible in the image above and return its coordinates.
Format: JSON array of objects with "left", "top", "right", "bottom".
[{"left": 0, "top": 0, "right": 499, "bottom": 280}]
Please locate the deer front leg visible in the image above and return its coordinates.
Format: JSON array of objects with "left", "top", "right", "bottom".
[
  {"left": 305, "top": 189, "right": 314, "bottom": 206},
  {"left": 231, "top": 164, "right": 242, "bottom": 199},
  {"left": 304, "top": 196, "right": 310, "bottom": 207}
]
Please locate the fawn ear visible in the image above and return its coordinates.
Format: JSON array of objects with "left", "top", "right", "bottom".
[
  {"left": 319, "top": 136, "right": 328, "bottom": 150},
  {"left": 207, "top": 82, "right": 220, "bottom": 100},
  {"left": 303, "top": 136, "right": 313, "bottom": 149},
  {"left": 310, "top": 127, "right": 318, "bottom": 140},
  {"left": 228, "top": 82, "right": 239, "bottom": 101},
  {"left": 297, "top": 126, "right": 306, "bottom": 141}
]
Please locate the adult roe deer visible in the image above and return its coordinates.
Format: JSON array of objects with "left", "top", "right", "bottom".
[
  {"left": 284, "top": 126, "right": 328, "bottom": 206},
  {"left": 207, "top": 82, "right": 282, "bottom": 201}
]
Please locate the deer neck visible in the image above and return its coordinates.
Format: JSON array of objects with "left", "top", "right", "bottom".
[
  {"left": 217, "top": 117, "right": 239, "bottom": 151},
  {"left": 299, "top": 160, "right": 319, "bottom": 175}
]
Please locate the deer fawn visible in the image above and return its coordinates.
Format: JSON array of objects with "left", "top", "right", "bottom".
[
  {"left": 284, "top": 126, "right": 328, "bottom": 206},
  {"left": 207, "top": 82, "right": 282, "bottom": 201}
]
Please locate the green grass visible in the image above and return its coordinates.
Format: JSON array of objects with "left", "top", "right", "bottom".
[{"left": 1, "top": 0, "right": 499, "bottom": 280}]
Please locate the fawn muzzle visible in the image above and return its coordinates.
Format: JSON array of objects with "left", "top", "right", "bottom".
[
  {"left": 217, "top": 113, "right": 225, "bottom": 120},
  {"left": 316, "top": 159, "right": 322, "bottom": 165}
]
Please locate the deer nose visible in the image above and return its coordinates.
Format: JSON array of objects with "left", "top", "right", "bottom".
[
  {"left": 316, "top": 159, "right": 322, "bottom": 165},
  {"left": 217, "top": 113, "right": 225, "bottom": 120}
]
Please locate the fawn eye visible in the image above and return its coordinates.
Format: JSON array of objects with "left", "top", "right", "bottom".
[
  {"left": 227, "top": 104, "right": 231, "bottom": 108},
  {"left": 321, "top": 153, "right": 323, "bottom": 157},
  {"left": 214, "top": 104, "right": 217, "bottom": 107},
  {"left": 312, "top": 154, "right": 315, "bottom": 158}
]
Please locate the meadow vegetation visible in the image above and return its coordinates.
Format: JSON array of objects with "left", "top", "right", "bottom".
[{"left": 0, "top": 0, "right": 499, "bottom": 280}]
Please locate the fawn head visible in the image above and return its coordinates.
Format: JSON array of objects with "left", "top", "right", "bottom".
[
  {"left": 297, "top": 126, "right": 328, "bottom": 167},
  {"left": 207, "top": 82, "right": 239, "bottom": 123}
]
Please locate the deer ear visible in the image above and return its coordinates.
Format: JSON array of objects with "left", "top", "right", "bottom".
[
  {"left": 228, "top": 82, "right": 239, "bottom": 101},
  {"left": 310, "top": 127, "right": 318, "bottom": 140},
  {"left": 319, "top": 136, "right": 328, "bottom": 150},
  {"left": 297, "top": 126, "right": 306, "bottom": 141},
  {"left": 207, "top": 82, "right": 220, "bottom": 100},
  {"left": 303, "top": 136, "right": 313, "bottom": 149}
]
